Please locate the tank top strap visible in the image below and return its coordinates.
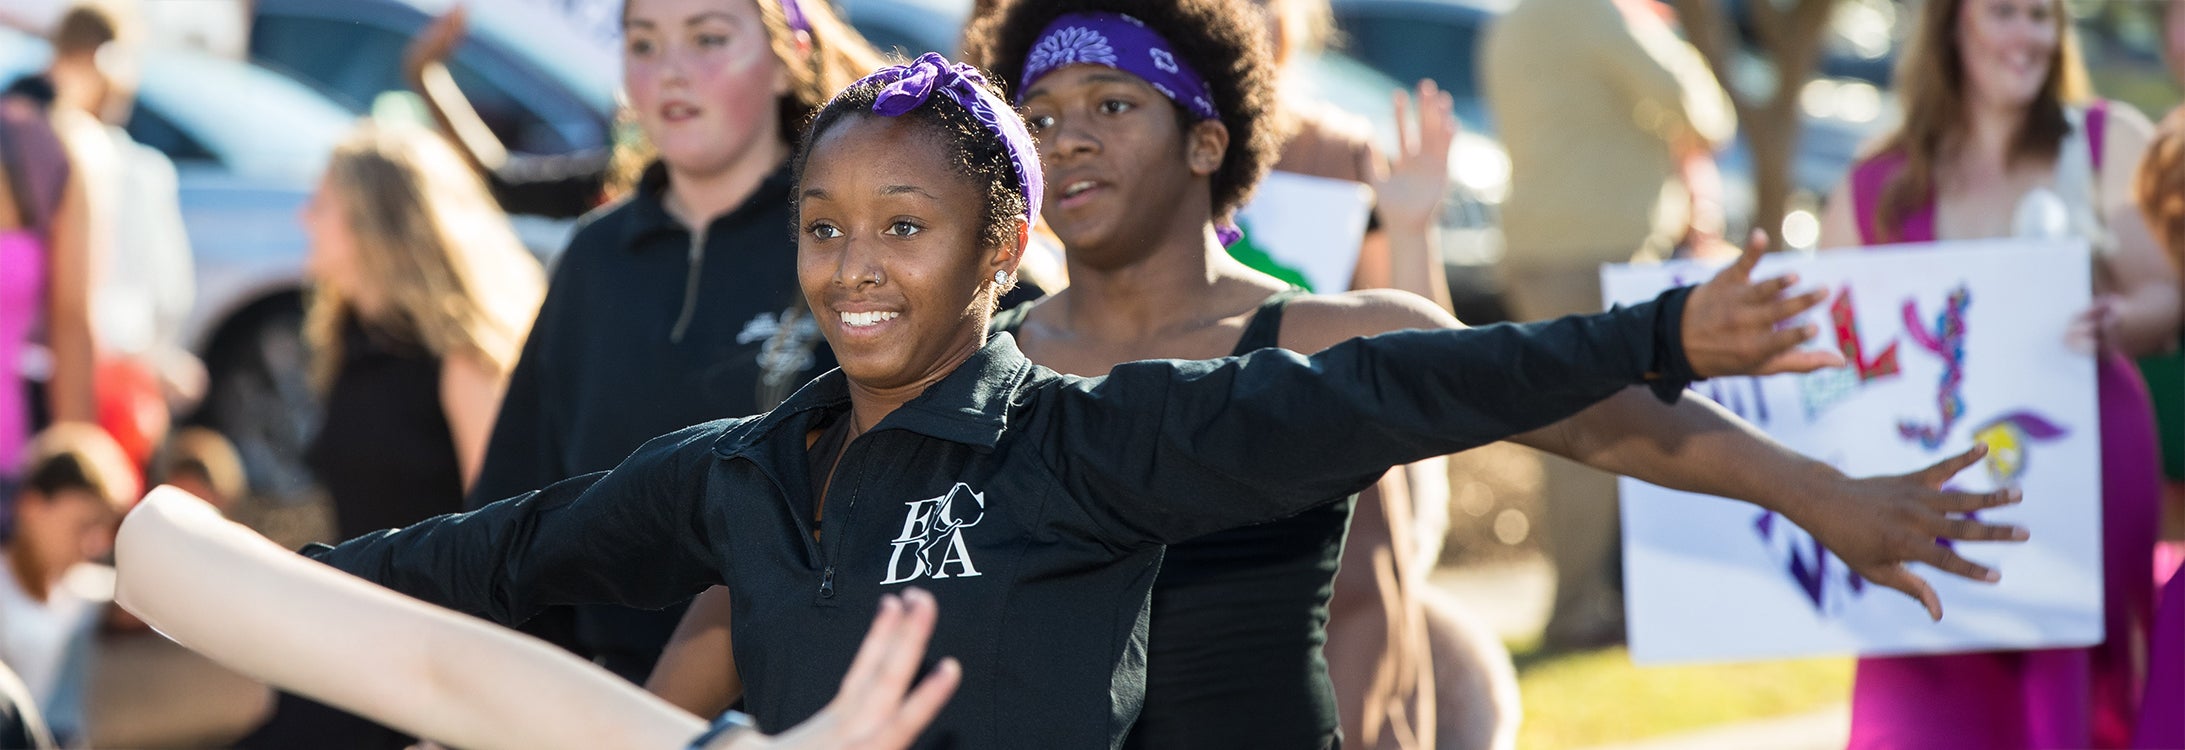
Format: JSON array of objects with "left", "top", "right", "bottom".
[
  {"left": 1230, "top": 288, "right": 1307, "bottom": 357},
  {"left": 988, "top": 298, "right": 1036, "bottom": 337},
  {"left": 2088, "top": 99, "right": 2110, "bottom": 172}
]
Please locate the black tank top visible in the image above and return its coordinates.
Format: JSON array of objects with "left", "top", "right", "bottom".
[
  {"left": 993, "top": 290, "right": 1348, "bottom": 749},
  {"left": 305, "top": 318, "right": 466, "bottom": 539}
]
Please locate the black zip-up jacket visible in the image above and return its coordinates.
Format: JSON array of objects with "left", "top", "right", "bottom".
[
  {"left": 469, "top": 162, "right": 831, "bottom": 679},
  {"left": 306, "top": 289, "right": 1695, "bottom": 749}
]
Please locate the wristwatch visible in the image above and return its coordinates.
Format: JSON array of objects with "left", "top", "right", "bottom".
[{"left": 686, "top": 710, "right": 759, "bottom": 750}]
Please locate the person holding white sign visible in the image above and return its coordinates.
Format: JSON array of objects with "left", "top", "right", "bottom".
[{"left": 1817, "top": 0, "right": 2179, "bottom": 746}]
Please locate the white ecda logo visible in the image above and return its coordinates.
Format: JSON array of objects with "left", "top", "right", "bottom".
[{"left": 880, "top": 483, "right": 987, "bottom": 584}]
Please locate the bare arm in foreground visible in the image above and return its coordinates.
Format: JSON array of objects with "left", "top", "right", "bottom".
[{"left": 115, "top": 487, "right": 959, "bottom": 750}]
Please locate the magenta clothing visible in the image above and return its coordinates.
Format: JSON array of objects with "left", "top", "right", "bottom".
[
  {"left": 2140, "top": 559, "right": 2184, "bottom": 747},
  {"left": 0, "top": 94, "right": 72, "bottom": 474},
  {"left": 0, "top": 96, "right": 73, "bottom": 242},
  {"left": 0, "top": 230, "right": 40, "bottom": 471},
  {"left": 1844, "top": 106, "right": 2164, "bottom": 749}
]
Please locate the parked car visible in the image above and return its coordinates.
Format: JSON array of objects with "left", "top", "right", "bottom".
[
  {"left": 250, "top": 0, "right": 617, "bottom": 159},
  {"left": 836, "top": 0, "right": 972, "bottom": 59},
  {"left": 1, "top": 28, "right": 354, "bottom": 498}
]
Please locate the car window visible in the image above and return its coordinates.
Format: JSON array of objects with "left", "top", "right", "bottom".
[
  {"left": 250, "top": 15, "right": 409, "bottom": 112},
  {"left": 856, "top": 19, "right": 949, "bottom": 61},
  {"left": 1333, "top": 9, "right": 1483, "bottom": 104},
  {"left": 124, "top": 104, "right": 218, "bottom": 165},
  {"left": 251, "top": 14, "right": 596, "bottom": 155}
]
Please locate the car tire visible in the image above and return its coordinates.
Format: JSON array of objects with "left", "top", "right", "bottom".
[{"left": 189, "top": 294, "right": 322, "bottom": 504}]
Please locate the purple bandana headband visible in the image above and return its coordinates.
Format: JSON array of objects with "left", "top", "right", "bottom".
[
  {"left": 1017, "top": 13, "right": 1241, "bottom": 245},
  {"left": 779, "top": 0, "right": 810, "bottom": 34},
  {"left": 852, "top": 52, "right": 1045, "bottom": 223},
  {"left": 1018, "top": 12, "right": 1219, "bottom": 121}
]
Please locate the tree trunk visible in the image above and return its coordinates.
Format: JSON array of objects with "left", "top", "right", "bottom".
[
  {"left": 1747, "top": 95, "right": 1802, "bottom": 251},
  {"left": 1672, "top": 0, "right": 1839, "bottom": 249}
]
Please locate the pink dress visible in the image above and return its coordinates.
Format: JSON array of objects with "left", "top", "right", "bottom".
[
  {"left": 1845, "top": 104, "right": 2164, "bottom": 750},
  {"left": 0, "top": 229, "right": 40, "bottom": 471}
]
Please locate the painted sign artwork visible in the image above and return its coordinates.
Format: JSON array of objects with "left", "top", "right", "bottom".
[{"left": 1601, "top": 239, "right": 2103, "bottom": 664}]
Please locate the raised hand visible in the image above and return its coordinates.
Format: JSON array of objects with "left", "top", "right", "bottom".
[
  {"left": 1680, "top": 235, "right": 1844, "bottom": 377},
  {"left": 1373, "top": 79, "right": 1460, "bottom": 233},
  {"left": 1786, "top": 444, "right": 2029, "bottom": 621},
  {"left": 404, "top": 5, "right": 470, "bottom": 79}
]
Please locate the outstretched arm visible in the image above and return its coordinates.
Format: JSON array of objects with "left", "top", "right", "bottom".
[
  {"left": 1049, "top": 244, "right": 1841, "bottom": 547},
  {"left": 116, "top": 488, "right": 960, "bottom": 750},
  {"left": 306, "top": 423, "right": 727, "bottom": 626},
  {"left": 117, "top": 487, "right": 703, "bottom": 750},
  {"left": 1514, "top": 389, "right": 2026, "bottom": 619}
]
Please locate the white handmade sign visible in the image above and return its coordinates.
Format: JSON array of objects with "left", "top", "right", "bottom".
[
  {"left": 1231, "top": 170, "right": 1374, "bottom": 293},
  {"left": 1600, "top": 239, "right": 2103, "bottom": 664}
]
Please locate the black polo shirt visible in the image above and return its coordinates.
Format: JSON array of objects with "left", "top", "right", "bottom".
[
  {"left": 469, "top": 161, "right": 832, "bottom": 678},
  {"left": 307, "top": 289, "right": 1694, "bottom": 749}
]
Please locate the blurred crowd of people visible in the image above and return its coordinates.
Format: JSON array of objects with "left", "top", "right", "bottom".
[{"left": 0, "top": 0, "right": 2182, "bottom": 748}]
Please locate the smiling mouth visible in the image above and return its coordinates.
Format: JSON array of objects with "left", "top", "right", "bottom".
[
  {"left": 662, "top": 102, "right": 700, "bottom": 121},
  {"left": 1061, "top": 180, "right": 1099, "bottom": 199},
  {"left": 841, "top": 311, "right": 901, "bottom": 327}
]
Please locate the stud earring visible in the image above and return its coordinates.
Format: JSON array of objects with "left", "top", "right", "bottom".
[{"left": 994, "top": 269, "right": 1011, "bottom": 286}]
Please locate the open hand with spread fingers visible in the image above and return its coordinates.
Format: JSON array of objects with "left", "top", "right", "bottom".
[
  {"left": 1373, "top": 79, "right": 1460, "bottom": 233},
  {"left": 1778, "top": 444, "right": 2031, "bottom": 621},
  {"left": 1680, "top": 236, "right": 1846, "bottom": 378}
]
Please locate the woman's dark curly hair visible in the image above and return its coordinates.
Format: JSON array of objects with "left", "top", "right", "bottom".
[
  {"left": 962, "top": 0, "right": 1282, "bottom": 219},
  {"left": 791, "top": 69, "right": 1030, "bottom": 255}
]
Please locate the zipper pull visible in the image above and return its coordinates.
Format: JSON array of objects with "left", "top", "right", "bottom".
[{"left": 819, "top": 566, "right": 836, "bottom": 598}]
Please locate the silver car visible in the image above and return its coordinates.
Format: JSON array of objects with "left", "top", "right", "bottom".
[{"left": 1, "top": 29, "right": 357, "bottom": 498}]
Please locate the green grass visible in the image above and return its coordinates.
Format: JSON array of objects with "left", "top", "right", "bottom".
[{"left": 1510, "top": 639, "right": 1851, "bottom": 750}]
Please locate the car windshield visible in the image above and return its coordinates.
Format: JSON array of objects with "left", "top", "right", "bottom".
[
  {"left": 458, "top": 0, "right": 621, "bottom": 114},
  {"left": 136, "top": 50, "right": 356, "bottom": 179},
  {"left": 1289, "top": 50, "right": 1414, "bottom": 154},
  {"left": 1330, "top": 0, "right": 1498, "bottom": 133},
  {"left": 835, "top": 0, "right": 971, "bottom": 59}
]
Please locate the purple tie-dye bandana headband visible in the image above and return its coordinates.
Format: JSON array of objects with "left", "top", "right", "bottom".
[
  {"left": 852, "top": 52, "right": 1046, "bottom": 223},
  {"left": 1018, "top": 12, "right": 1219, "bottom": 121},
  {"left": 1017, "top": 12, "right": 1242, "bottom": 245}
]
